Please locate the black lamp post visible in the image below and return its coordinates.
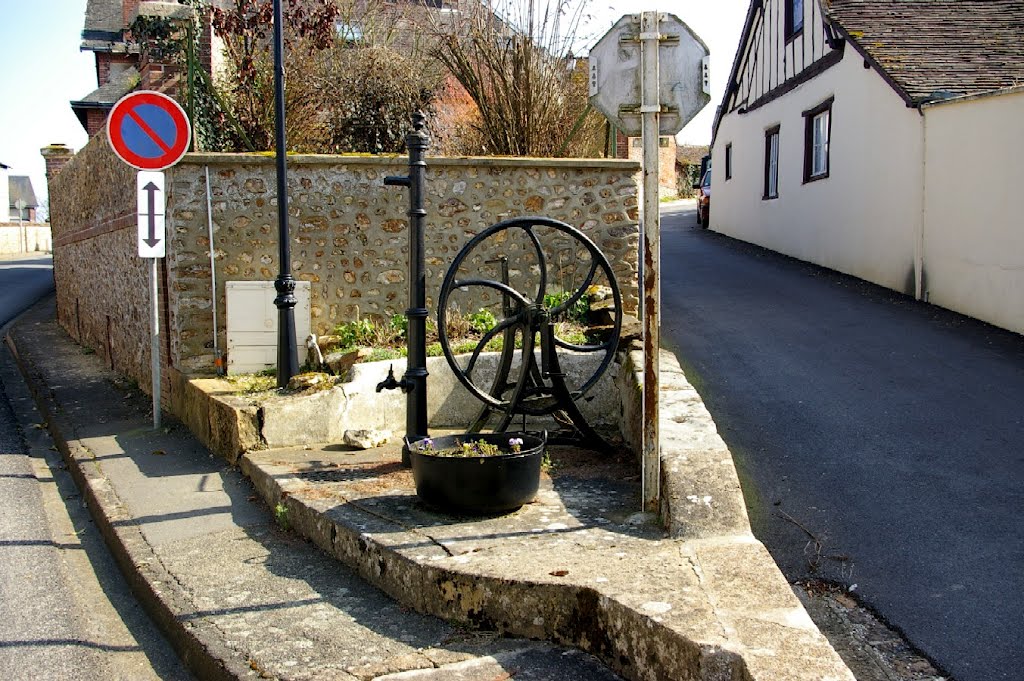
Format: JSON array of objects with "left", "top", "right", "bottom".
[{"left": 272, "top": 0, "right": 299, "bottom": 387}]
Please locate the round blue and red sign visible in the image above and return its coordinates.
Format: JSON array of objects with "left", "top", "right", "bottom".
[{"left": 107, "top": 91, "right": 192, "bottom": 171}]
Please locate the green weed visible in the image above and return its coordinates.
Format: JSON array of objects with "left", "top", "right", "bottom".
[{"left": 274, "top": 502, "right": 290, "bottom": 530}]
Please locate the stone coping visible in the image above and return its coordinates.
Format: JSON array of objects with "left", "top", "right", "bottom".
[
  {"left": 176, "top": 349, "right": 854, "bottom": 680},
  {"left": 180, "top": 152, "right": 641, "bottom": 171},
  {"left": 173, "top": 352, "right": 624, "bottom": 464}
]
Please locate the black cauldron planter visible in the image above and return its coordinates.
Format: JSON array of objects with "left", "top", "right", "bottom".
[{"left": 407, "top": 432, "right": 546, "bottom": 514}]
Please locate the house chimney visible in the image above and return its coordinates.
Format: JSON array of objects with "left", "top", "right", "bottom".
[
  {"left": 41, "top": 144, "right": 74, "bottom": 183},
  {"left": 123, "top": 0, "right": 143, "bottom": 29}
]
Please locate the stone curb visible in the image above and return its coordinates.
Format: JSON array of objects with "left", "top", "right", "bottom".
[
  {"left": 240, "top": 456, "right": 752, "bottom": 680},
  {"left": 235, "top": 349, "right": 855, "bottom": 681}
]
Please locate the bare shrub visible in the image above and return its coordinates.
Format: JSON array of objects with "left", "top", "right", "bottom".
[
  {"left": 431, "top": 0, "right": 603, "bottom": 157},
  {"left": 210, "top": 0, "right": 443, "bottom": 153}
]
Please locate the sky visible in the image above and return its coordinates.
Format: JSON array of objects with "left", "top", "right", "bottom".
[
  {"left": 0, "top": 0, "right": 747, "bottom": 207},
  {"left": 0, "top": 0, "right": 96, "bottom": 210}
]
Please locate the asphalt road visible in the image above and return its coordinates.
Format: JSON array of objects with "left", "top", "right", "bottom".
[
  {"left": 658, "top": 204, "right": 1024, "bottom": 681},
  {"left": 0, "top": 256, "right": 58, "bottom": 325},
  {"left": 0, "top": 255, "right": 188, "bottom": 679}
]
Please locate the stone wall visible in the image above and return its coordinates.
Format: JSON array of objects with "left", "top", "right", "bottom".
[
  {"left": 48, "top": 133, "right": 156, "bottom": 389},
  {"left": 49, "top": 130, "right": 640, "bottom": 386},
  {"left": 169, "top": 153, "right": 640, "bottom": 374}
]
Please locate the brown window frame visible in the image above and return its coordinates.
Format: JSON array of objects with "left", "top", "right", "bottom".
[
  {"left": 725, "top": 143, "right": 733, "bottom": 181},
  {"left": 785, "top": 0, "right": 804, "bottom": 42},
  {"left": 764, "top": 125, "right": 780, "bottom": 200},
  {"left": 803, "top": 97, "right": 834, "bottom": 183}
]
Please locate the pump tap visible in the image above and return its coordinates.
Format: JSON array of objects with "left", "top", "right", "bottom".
[{"left": 376, "top": 364, "right": 413, "bottom": 393}]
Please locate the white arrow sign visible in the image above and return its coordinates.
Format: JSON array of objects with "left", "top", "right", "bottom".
[{"left": 137, "top": 171, "right": 166, "bottom": 258}]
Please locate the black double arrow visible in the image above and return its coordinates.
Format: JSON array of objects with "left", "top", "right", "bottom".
[{"left": 142, "top": 181, "right": 161, "bottom": 248}]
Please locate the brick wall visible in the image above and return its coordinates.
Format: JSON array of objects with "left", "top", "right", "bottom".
[
  {"left": 140, "top": 61, "right": 180, "bottom": 96},
  {"left": 49, "top": 133, "right": 641, "bottom": 388},
  {"left": 614, "top": 131, "right": 678, "bottom": 196},
  {"left": 96, "top": 53, "right": 135, "bottom": 88}
]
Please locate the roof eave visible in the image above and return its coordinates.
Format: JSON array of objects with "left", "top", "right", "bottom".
[
  {"left": 921, "top": 84, "right": 1024, "bottom": 109},
  {"left": 70, "top": 100, "right": 113, "bottom": 132},
  {"left": 712, "top": 0, "right": 763, "bottom": 144}
]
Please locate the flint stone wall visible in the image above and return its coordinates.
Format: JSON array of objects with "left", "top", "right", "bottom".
[
  {"left": 49, "top": 131, "right": 641, "bottom": 387},
  {"left": 49, "top": 133, "right": 152, "bottom": 384},
  {"left": 172, "top": 153, "right": 641, "bottom": 373}
]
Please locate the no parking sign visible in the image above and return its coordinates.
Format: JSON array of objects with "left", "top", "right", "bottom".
[
  {"left": 107, "top": 91, "right": 191, "bottom": 171},
  {"left": 106, "top": 90, "right": 190, "bottom": 431}
]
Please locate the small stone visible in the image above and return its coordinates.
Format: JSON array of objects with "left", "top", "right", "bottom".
[
  {"left": 343, "top": 429, "right": 390, "bottom": 449},
  {"left": 287, "top": 373, "right": 331, "bottom": 391},
  {"left": 326, "top": 347, "right": 372, "bottom": 378},
  {"left": 625, "top": 511, "right": 656, "bottom": 526}
]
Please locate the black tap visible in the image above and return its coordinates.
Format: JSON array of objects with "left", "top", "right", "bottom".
[{"left": 376, "top": 365, "right": 413, "bottom": 393}]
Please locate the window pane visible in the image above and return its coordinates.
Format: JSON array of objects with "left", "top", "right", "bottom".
[
  {"left": 793, "top": 0, "right": 804, "bottom": 32},
  {"left": 811, "top": 110, "right": 829, "bottom": 176},
  {"left": 767, "top": 132, "right": 779, "bottom": 197}
]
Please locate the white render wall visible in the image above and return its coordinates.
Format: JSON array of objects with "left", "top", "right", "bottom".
[
  {"left": 0, "top": 166, "right": 8, "bottom": 224},
  {"left": 712, "top": 48, "right": 924, "bottom": 295},
  {"left": 0, "top": 224, "right": 52, "bottom": 254},
  {"left": 922, "top": 88, "right": 1024, "bottom": 335}
]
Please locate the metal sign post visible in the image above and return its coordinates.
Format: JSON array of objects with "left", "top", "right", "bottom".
[
  {"left": 138, "top": 171, "right": 166, "bottom": 429},
  {"left": 639, "top": 11, "right": 662, "bottom": 513},
  {"left": 588, "top": 12, "right": 710, "bottom": 512},
  {"left": 14, "top": 199, "right": 26, "bottom": 253},
  {"left": 109, "top": 89, "right": 191, "bottom": 430}
]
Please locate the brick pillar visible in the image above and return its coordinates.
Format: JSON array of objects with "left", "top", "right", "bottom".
[
  {"left": 40, "top": 144, "right": 74, "bottom": 183},
  {"left": 123, "top": 0, "right": 142, "bottom": 29},
  {"left": 140, "top": 61, "right": 181, "bottom": 96},
  {"left": 615, "top": 130, "right": 629, "bottom": 159},
  {"left": 132, "top": 1, "right": 192, "bottom": 98}
]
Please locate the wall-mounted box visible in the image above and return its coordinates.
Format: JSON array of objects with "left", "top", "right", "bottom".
[{"left": 226, "top": 281, "right": 311, "bottom": 375}]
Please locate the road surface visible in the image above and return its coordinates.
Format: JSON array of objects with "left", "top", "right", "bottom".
[
  {"left": 658, "top": 204, "right": 1024, "bottom": 681},
  {"left": 0, "top": 255, "right": 188, "bottom": 679}
]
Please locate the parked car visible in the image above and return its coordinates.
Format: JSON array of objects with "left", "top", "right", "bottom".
[{"left": 693, "top": 169, "right": 711, "bottom": 228}]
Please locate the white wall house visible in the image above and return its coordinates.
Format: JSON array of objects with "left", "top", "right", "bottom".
[
  {"left": 0, "top": 163, "right": 9, "bottom": 222},
  {"left": 711, "top": 0, "right": 1024, "bottom": 335}
]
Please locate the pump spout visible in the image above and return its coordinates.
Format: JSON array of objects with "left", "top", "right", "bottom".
[{"left": 376, "top": 364, "right": 413, "bottom": 393}]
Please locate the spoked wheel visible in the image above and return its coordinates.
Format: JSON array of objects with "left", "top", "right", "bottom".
[{"left": 436, "top": 216, "right": 623, "bottom": 450}]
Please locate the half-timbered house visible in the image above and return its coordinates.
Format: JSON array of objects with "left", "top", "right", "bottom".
[{"left": 711, "top": 0, "right": 1024, "bottom": 335}]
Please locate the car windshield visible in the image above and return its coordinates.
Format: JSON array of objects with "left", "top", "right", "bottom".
[{"left": 702, "top": 170, "right": 711, "bottom": 187}]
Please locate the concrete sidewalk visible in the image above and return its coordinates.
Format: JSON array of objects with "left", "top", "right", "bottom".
[{"left": 6, "top": 297, "right": 854, "bottom": 680}]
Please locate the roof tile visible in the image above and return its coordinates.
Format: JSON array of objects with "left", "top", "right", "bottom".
[{"left": 827, "top": 0, "right": 1024, "bottom": 103}]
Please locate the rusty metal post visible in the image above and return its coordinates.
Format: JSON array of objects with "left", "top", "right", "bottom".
[{"left": 640, "top": 11, "right": 662, "bottom": 512}]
